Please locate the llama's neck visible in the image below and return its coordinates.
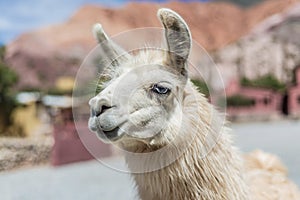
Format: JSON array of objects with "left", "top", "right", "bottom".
[{"left": 125, "top": 83, "right": 249, "bottom": 200}]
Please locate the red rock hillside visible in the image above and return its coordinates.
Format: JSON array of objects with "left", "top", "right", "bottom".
[{"left": 5, "top": 0, "right": 300, "bottom": 90}]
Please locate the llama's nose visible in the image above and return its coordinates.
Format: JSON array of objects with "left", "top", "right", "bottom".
[{"left": 89, "top": 97, "right": 114, "bottom": 117}]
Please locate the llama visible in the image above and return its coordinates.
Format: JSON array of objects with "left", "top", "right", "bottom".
[{"left": 88, "top": 8, "right": 300, "bottom": 200}]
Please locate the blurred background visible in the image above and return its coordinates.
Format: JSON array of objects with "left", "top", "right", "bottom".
[{"left": 0, "top": 0, "right": 300, "bottom": 199}]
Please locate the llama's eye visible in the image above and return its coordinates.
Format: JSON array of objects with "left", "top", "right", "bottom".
[{"left": 151, "top": 84, "right": 170, "bottom": 95}]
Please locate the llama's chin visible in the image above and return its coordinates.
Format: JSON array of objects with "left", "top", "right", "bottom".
[{"left": 98, "top": 127, "right": 125, "bottom": 142}]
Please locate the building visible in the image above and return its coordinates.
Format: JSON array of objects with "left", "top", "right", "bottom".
[
  {"left": 13, "top": 92, "right": 48, "bottom": 136},
  {"left": 225, "top": 66, "right": 300, "bottom": 119},
  {"left": 288, "top": 67, "right": 300, "bottom": 117},
  {"left": 47, "top": 95, "right": 112, "bottom": 166},
  {"left": 225, "top": 79, "right": 282, "bottom": 119}
]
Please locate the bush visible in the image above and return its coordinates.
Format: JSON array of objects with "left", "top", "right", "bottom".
[
  {"left": 191, "top": 79, "right": 210, "bottom": 98},
  {"left": 227, "top": 95, "right": 255, "bottom": 107},
  {"left": 241, "top": 75, "right": 286, "bottom": 92}
]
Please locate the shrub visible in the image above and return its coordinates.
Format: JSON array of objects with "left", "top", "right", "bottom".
[
  {"left": 227, "top": 95, "right": 255, "bottom": 107},
  {"left": 241, "top": 75, "right": 286, "bottom": 92},
  {"left": 191, "top": 79, "right": 210, "bottom": 98}
]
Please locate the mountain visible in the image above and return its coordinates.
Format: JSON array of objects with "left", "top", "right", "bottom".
[
  {"left": 211, "top": 2, "right": 300, "bottom": 86},
  {"left": 4, "top": 0, "right": 299, "bottom": 90}
]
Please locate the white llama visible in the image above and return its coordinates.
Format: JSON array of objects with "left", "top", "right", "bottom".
[{"left": 88, "top": 8, "right": 300, "bottom": 200}]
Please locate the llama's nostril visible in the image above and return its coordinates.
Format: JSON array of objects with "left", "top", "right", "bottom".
[
  {"left": 100, "top": 105, "right": 112, "bottom": 115},
  {"left": 90, "top": 97, "right": 114, "bottom": 117},
  {"left": 91, "top": 108, "right": 100, "bottom": 117}
]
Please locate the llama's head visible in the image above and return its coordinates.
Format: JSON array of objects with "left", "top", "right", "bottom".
[{"left": 88, "top": 9, "right": 192, "bottom": 150}]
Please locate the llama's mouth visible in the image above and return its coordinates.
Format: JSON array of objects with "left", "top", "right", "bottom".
[{"left": 88, "top": 116, "right": 126, "bottom": 142}]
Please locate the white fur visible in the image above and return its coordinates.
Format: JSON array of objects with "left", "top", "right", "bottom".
[{"left": 89, "top": 8, "right": 300, "bottom": 200}]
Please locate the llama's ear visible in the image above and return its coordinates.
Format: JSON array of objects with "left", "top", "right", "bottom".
[
  {"left": 93, "top": 23, "right": 131, "bottom": 66},
  {"left": 158, "top": 8, "right": 191, "bottom": 76}
]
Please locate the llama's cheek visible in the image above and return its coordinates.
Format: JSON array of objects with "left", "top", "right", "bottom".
[
  {"left": 123, "top": 107, "right": 168, "bottom": 139},
  {"left": 129, "top": 107, "right": 165, "bottom": 125}
]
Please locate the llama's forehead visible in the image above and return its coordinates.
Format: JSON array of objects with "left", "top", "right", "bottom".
[
  {"left": 123, "top": 49, "right": 166, "bottom": 69},
  {"left": 103, "top": 49, "right": 184, "bottom": 91},
  {"left": 112, "top": 50, "right": 179, "bottom": 83},
  {"left": 117, "top": 64, "right": 180, "bottom": 87}
]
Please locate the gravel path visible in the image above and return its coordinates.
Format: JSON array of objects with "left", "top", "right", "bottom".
[
  {"left": 0, "top": 120, "right": 299, "bottom": 200},
  {"left": 0, "top": 136, "right": 52, "bottom": 171}
]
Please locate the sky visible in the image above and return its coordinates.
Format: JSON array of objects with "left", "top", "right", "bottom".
[{"left": 0, "top": 0, "right": 210, "bottom": 45}]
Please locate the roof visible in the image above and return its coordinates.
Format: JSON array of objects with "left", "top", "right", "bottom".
[
  {"left": 42, "top": 95, "right": 72, "bottom": 108},
  {"left": 16, "top": 92, "right": 40, "bottom": 104}
]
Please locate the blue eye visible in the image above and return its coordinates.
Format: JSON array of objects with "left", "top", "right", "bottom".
[{"left": 151, "top": 84, "right": 170, "bottom": 94}]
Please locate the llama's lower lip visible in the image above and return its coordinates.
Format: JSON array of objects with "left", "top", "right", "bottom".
[
  {"left": 88, "top": 116, "right": 126, "bottom": 142},
  {"left": 102, "top": 127, "right": 120, "bottom": 139},
  {"left": 96, "top": 126, "right": 125, "bottom": 142}
]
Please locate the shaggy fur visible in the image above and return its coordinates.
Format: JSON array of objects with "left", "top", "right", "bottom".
[
  {"left": 88, "top": 8, "right": 300, "bottom": 200},
  {"left": 126, "top": 82, "right": 249, "bottom": 200}
]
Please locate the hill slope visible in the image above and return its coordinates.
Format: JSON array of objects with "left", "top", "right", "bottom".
[{"left": 5, "top": 0, "right": 299, "bottom": 89}]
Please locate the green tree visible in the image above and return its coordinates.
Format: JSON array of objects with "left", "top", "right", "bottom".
[{"left": 0, "top": 46, "right": 19, "bottom": 134}]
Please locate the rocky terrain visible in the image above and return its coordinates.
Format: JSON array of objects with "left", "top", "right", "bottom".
[
  {"left": 4, "top": 0, "right": 300, "bottom": 90},
  {"left": 0, "top": 136, "right": 53, "bottom": 171}
]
